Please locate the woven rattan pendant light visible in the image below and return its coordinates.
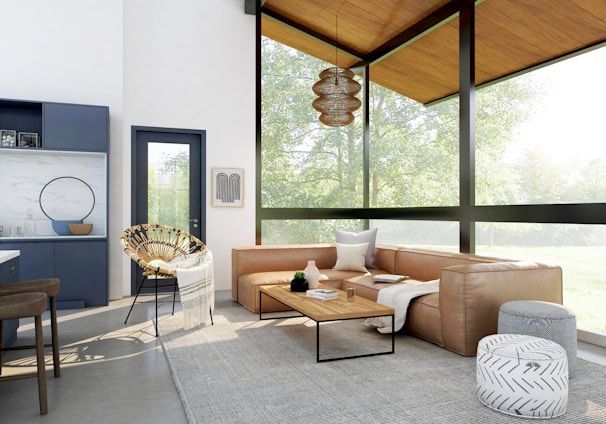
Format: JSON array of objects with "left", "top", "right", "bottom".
[{"left": 312, "top": 17, "right": 361, "bottom": 127}]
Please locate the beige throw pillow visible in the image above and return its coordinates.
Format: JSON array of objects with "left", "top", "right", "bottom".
[
  {"left": 333, "top": 242, "right": 369, "bottom": 272},
  {"left": 335, "top": 228, "right": 378, "bottom": 268}
]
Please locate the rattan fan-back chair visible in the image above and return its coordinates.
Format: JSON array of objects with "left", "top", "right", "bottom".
[{"left": 121, "top": 223, "right": 208, "bottom": 336}]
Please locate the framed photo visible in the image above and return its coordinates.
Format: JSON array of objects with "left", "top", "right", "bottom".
[
  {"left": 212, "top": 167, "right": 244, "bottom": 207},
  {"left": 18, "top": 132, "right": 40, "bottom": 148},
  {"left": 0, "top": 129, "right": 17, "bottom": 147}
]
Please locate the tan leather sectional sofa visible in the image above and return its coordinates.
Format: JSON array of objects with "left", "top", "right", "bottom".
[{"left": 231, "top": 244, "right": 563, "bottom": 356}]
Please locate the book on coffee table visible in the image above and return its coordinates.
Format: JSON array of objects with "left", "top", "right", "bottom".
[
  {"left": 372, "top": 274, "right": 409, "bottom": 283},
  {"left": 306, "top": 289, "right": 338, "bottom": 300}
]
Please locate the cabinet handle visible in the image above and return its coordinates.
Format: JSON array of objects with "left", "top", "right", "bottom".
[{"left": 9, "top": 266, "right": 16, "bottom": 271}]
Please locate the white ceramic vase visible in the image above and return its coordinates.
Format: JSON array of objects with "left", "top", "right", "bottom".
[{"left": 304, "top": 260, "right": 320, "bottom": 289}]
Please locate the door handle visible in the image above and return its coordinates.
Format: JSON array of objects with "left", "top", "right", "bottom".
[{"left": 189, "top": 218, "right": 199, "bottom": 228}]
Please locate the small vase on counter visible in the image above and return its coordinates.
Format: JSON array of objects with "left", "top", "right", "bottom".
[
  {"left": 24, "top": 208, "right": 36, "bottom": 236},
  {"left": 304, "top": 260, "right": 320, "bottom": 289}
]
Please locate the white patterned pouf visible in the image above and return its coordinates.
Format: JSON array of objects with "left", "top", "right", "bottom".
[
  {"left": 498, "top": 300, "right": 577, "bottom": 376},
  {"left": 476, "top": 334, "right": 568, "bottom": 419}
]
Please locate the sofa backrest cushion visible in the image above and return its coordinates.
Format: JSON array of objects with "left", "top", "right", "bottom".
[{"left": 395, "top": 248, "right": 503, "bottom": 281}]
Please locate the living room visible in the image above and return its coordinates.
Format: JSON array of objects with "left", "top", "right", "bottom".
[{"left": 1, "top": 0, "right": 606, "bottom": 422}]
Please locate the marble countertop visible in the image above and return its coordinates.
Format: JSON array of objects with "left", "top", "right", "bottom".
[{"left": 0, "top": 250, "right": 20, "bottom": 264}]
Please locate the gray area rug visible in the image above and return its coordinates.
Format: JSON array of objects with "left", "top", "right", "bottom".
[{"left": 158, "top": 302, "right": 606, "bottom": 424}]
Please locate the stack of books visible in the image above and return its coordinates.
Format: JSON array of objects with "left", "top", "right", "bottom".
[
  {"left": 372, "top": 274, "right": 409, "bottom": 283},
  {"left": 306, "top": 289, "right": 338, "bottom": 300}
]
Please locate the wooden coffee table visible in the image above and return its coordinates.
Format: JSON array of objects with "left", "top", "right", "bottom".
[{"left": 259, "top": 284, "right": 395, "bottom": 362}]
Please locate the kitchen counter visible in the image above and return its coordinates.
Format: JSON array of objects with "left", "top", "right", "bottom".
[{"left": 0, "top": 250, "right": 20, "bottom": 264}]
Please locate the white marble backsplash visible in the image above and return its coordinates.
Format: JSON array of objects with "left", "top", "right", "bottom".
[{"left": 0, "top": 149, "right": 106, "bottom": 237}]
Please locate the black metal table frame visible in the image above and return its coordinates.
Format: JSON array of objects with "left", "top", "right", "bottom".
[{"left": 259, "top": 290, "right": 395, "bottom": 363}]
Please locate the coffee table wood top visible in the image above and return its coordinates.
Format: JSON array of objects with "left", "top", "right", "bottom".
[{"left": 260, "top": 284, "right": 394, "bottom": 322}]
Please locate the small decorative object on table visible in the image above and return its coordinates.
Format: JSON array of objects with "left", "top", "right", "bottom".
[
  {"left": 373, "top": 274, "right": 409, "bottom": 283},
  {"left": 306, "top": 289, "right": 338, "bottom": 300},
  {"left": 304, "top": 260, "right": 320, "bottom": 289},
  {"left": 290, "top": 271, "right": 308, "bottom": 292}
]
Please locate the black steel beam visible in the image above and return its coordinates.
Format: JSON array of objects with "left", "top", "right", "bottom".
[{"left": 459, "top": 0, "right": 476, "bottom": 253}]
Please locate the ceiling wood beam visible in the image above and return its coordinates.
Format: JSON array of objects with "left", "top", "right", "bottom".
[
  {"left": 261, "top": 8, "right": 366, "bottom": 60},
  {"left": 350, "top": 1, "right": 461, "bottom": 69}
]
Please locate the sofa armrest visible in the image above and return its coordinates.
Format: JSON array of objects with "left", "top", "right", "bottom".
[{"left": 439, "top": 261, "right": 563, "bottom": 356}]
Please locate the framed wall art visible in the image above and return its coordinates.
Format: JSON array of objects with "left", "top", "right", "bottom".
[{"left": 212, "top": 167, "right": 244, "bottom": 207}]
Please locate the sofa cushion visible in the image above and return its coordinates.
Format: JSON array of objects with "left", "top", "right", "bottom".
[
  {"left": 333, "top": 242, "right": 369, "bottom": 272},
  {"left": 405, "top": 293, "right": 444, "bottom": 348},
  {"left": 335, "top": 228, "right": 378, "bottom": 268},
  {"left": 344, "top": 274, "right": 425, "bottom": 302}
]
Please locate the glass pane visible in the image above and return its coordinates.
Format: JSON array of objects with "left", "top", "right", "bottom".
[
  {"left": 476, "top": 222, "right": 606, "bottom": 334},
  {"left": 477, "top": 46, "right": 606, "bottom": 205},
  {"left": 368, "top": 86, "right": 459, "bottom": 208},
  {"left": 261, "top": 219, "right": 364, "bottom": 244},
  {"left": 261, "top": 37, "right": 364, "bottom": 208},
  {"left": 148, "top": 142, "right": 190, "bottom": 230},
  {"left": 371, "top": 220, "right": 459, "bottom": 252}
]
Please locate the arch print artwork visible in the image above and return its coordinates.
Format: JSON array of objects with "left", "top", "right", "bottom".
[{"left": 212, "top": 168, "right": 244, "bottom": 207}]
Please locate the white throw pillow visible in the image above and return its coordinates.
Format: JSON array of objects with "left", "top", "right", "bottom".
[
  {"left": 335, "top": 228, "right": 378, "bottom": 268},
  {"left": 333, "top": 242, "right": 369, "bottom": 272}
]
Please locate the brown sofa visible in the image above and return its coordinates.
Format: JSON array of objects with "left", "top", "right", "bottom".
[{"left": 231, "top": 244, "right": 563, "bottom": 356}]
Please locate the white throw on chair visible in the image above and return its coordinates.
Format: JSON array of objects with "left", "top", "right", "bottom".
[{"left": 121, "top": 224, "right": 213, "bottom": 336}]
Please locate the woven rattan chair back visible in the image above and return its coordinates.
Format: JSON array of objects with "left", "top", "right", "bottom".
[{"left": 121, "top": 224, "right": 206, "bottom": 277}]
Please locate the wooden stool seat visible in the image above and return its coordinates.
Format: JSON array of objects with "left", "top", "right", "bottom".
[
  {"left": 0, "top": 278, "right": 61, "bottom": 378},
  {"left": 0, "top": 292, "right": 49, "bottom": 415}
]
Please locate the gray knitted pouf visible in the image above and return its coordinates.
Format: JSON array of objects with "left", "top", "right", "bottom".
[
  {"left": 498, "top": 300, "right": 577, "bottom": 376},
  {"left": 477, "top": 334, "right": 568, "bottom": 418}
]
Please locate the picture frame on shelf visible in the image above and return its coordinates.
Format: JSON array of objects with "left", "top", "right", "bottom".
[
  {"left": 18, "top": 132, "right": 40, "bottom": 148},
  {"left": 0, "top": 129, "right": 17, "bottom": 147},
  {"left": 212, "top": 167, "right": 244, "bottom": 207}
]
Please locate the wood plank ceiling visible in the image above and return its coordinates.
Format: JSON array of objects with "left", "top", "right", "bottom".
[{"left": 260, "top": 0, "right": 606, "bottom": 104}]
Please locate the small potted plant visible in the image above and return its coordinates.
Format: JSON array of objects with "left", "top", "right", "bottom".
[{"left": 290, "top": 271, "right": 308, "bottom": 292}]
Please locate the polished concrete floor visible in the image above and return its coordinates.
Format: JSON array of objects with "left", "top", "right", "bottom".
[
  {"left": 0, "top": 290, "right": 605, "bottom": 423},
  {"left": 0, "top": 290, "right": 235, "bottom": 424}
]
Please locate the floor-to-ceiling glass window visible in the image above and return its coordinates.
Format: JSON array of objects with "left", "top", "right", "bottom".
[
  {"left": 259, "top": 25, "right": 606, "bottom": 336},
  {"left": 475, "top": 46, "right": 606, "bottom": 334}
]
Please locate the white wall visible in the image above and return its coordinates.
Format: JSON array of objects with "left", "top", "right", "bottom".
[
  {"left": 0, "top": 0, "right": 256, "bottom": 297},
  {"left": 122, "top": 0, "right": 256, "bottom": 295}
]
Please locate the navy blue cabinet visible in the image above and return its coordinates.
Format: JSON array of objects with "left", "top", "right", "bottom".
[
  {"left": 0, "top": 256, "right": 20, "bottom": 347},
  {"left": 0, "top": 98, "right": 108, "bottom": 151},
  {"left": 0, "top": 240, "right": 107, "bottom": 309},
  {"left": 0, "top": 241, "right": 54, "bottom": 281},
  {"left": 55, "top": 240, "right": 108, "bottom": 307},
  {"left": 43, "top": 103, "right": 108, "bottom": 151},
  {"left": 0, "top": 97, "right": 109, "bottom": 310}
]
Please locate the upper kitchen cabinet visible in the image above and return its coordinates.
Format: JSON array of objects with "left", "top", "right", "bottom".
[
  {"left": 43, "top": 102, "right": 108, "bottom": 151},
  {"left": 0, "top": 98, "right": 108, "bottom": 151}
]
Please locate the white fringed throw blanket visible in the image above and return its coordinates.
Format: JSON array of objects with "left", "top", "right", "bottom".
[
  {"left": 175, "top": 250, "right": 215, "bottom": 330},
  {"left": 365, "top": 279, "right": 439, "bottom": 334}
]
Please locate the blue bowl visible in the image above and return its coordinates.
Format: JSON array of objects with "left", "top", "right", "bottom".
[{"left": 52, "top": 220, "right": 83, "bottom": 235}]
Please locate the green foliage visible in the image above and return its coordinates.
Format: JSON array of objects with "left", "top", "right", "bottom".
[
  {"left": 260, "top": 38, "right": 606, "bottom": 248},
  {"left": 147, "top": 151, "right": 190, "bottom": 230}
]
